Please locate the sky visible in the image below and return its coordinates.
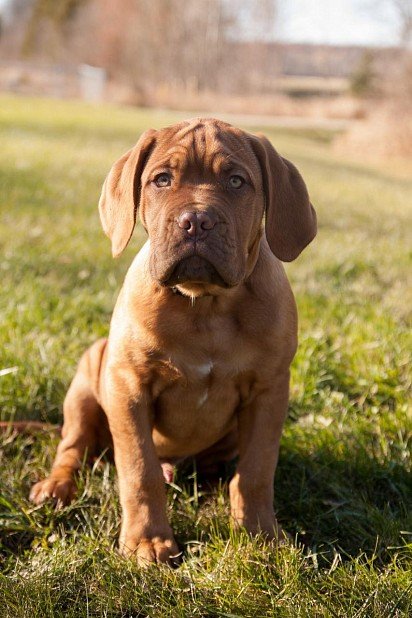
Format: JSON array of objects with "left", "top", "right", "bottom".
[
  {"left": 275, "top": 0, "right": 401, "bottom": 47},
  {"left": 0, "top": 0, "right": 403, "bottom": 48}
]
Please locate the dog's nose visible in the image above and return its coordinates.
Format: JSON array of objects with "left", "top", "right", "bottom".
[{"left": 177, "top": 211, "right": 216, "bottom": 238}]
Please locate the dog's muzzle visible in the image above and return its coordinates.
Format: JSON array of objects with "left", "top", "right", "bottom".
[{"left": 162, "top": 255, "right": 228, "bottom": 288}]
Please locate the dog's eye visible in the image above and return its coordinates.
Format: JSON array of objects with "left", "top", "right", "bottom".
[
  {"left": 228, "top": 175, "right": 244, "bottom": 189},
  {"left": 154, "top": 173, "right": 172, "bottom": 187}
]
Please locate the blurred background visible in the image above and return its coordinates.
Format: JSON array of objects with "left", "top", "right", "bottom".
[{"left": 0, "top": 0, "right": 411, "bottom": 159}]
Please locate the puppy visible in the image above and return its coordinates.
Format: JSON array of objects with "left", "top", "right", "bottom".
[{"left": 30, "top": 118, "right": 316, "bottom": 564}]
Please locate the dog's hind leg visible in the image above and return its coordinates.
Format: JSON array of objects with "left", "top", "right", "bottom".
[{"left": 30, "top": 338, "right": 109, "bottom": 506}]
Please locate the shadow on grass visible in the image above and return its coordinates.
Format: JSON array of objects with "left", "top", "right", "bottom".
[
  {"left": 149, "top": 440, "right": 412, "bottom": 567},
  {"left": 169, "top": 422, "right": 411, "bottom": 565},
  {"left": 275, "top": 439, "right": 411, "bottom": 565},
  {"left": 1, "top": 428, "right": 410, "bottom": 569}
]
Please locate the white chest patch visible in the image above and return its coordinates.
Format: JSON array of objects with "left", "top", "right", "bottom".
[{"left": 195, "top": 360, "right": 213, "bottom": 377}]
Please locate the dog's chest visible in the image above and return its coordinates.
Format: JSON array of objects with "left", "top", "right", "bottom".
[
  {"left": 156, "top": 349, "right": 241, "bottom": 410},
  {"left": 151, "top": 345, "right": 251, "bottom": 458}
]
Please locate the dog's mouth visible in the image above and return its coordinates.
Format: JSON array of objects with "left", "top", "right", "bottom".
[{"left": 161, "top": 255, "right": 228, "bottom": 288}]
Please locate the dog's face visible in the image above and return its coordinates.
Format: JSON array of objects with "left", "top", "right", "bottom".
[
  {"left": 99, "top": 119, "right": 317, "bottom": 297},
  {"left": 139, "top": 120, "right": 266, "bottom": 296}
]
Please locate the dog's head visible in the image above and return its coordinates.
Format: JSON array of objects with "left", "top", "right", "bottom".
[{"left": 99, "top": 118, "right": 316, "bottom": 297}]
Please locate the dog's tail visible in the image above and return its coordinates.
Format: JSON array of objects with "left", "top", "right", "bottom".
[{"left": 0, "top": 421, "right": 61, "bottom": 435}]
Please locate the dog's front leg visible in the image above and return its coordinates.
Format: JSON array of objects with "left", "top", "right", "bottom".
[
  {"left": 104, "top": 372, "right": 178, "bottom": 565},
  {"left": 229, "top": 370, "right": 290, "bottom": 543}
]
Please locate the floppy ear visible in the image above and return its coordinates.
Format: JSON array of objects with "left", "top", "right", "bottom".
[
  {"left": 98, "top": 129, "right": 157, "bottom": 257},
  {"left": 250, "top": 134, "right": 317, "bottom": 262}
]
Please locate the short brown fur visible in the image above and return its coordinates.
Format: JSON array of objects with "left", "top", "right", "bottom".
[{"left": 30, "top": 119, "right": 316, "bottom": 565}]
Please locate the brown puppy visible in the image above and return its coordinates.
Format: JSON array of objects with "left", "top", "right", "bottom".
[{"left": 30, "top": 118, "right": 316, "bottom": 565}]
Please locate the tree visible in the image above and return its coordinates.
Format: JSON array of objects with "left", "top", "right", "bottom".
[
  {"left": 350, "top": 50, "right": 377, "bottom": 96},
  {"left": 391, "top": 0, "right": 412, "bottom": 47}
]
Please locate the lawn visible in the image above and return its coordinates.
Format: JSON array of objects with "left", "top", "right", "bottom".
[{"left": 0, "top": 94, "right": 411, "bottom": 617}]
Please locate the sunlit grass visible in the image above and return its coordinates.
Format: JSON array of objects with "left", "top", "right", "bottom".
[{"left": 0, "top": 94, "right": 411, "bottom": 617}]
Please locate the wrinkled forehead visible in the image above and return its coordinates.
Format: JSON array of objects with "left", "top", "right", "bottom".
[{"left": 145, "top": 118, "right": 260, "bottom": 176}]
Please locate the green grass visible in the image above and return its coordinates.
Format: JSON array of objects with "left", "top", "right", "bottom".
[{"left": 0, "top": 94, "right": 411, "bottom": 617}]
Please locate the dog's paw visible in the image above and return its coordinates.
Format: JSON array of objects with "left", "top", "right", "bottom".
[
  {"left": 29, "top": 477, "right": 76, "bottom": 507},
  {"left": 119, "top": 534, "right": 181, "bottom": 567}
]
